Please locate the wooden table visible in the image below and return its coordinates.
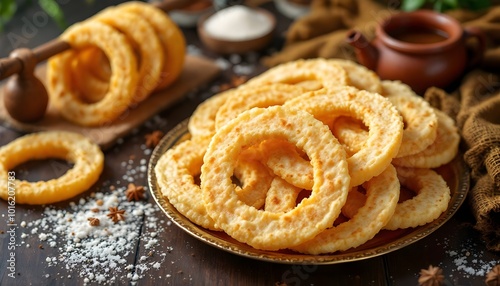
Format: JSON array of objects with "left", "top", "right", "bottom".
[{"left": 1, "top": 1, "right": 499, "bottom": 285}]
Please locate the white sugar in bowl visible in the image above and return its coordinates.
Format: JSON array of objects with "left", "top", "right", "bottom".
[{"left": 198, "top": 5, "right": 276, "bottom": 54}]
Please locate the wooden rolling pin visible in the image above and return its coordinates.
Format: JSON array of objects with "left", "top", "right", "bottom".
[{"left": 0, "top": 0, "right": 198, "bottom": 123}]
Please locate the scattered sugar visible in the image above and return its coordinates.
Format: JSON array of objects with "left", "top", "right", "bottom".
[
  {"left": 19, "top": 181, "right": 171, "bottom": 284},
  {"left": 187, "top": 44, "right": 202, "bottom": 55},
  {"left": 214, "top": 58, "right": 230, "bottom": 70},
  {"left": 442, "top": 237, "right": 498, "bottom": 278},
  {"left": 233, "top": 63, "right": 255, "bottom": 75},
  {"left": 39, "top": 233, "right": 48, "bottom": 241},
  {"left": 229, "top": 54, "right": 241, "bottom": 64}
]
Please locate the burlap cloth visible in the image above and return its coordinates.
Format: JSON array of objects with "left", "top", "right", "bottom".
[{"left": 263, "top": 0, "right": 500, "bottom": 251}]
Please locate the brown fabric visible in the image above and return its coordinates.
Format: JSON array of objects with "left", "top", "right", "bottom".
[
  {"left": 262, "top": 0, "right": 394, "bottom": 66},
  {"left": 264, "top": 0, "right": 500, "bottom": 251},
  {"left": 262, "top": 0, "right": 388, "bottom": 66}
]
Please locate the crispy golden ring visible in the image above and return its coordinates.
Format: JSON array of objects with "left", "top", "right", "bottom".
[
  {"left": 327, "top": 59, "right": 383, "bottom": 93},
  {"left": 245, "top": 58, "right": 348, "bottom": 90},
  {"left": 47, "top": 21, "right": 138, "bottom": 126},
  {"left": 71, "top": 51, "right": 108, "bottom": 103},
  {"left": 188, "top": 90, "right": 233, "bottom": 139},
  {"left": 264, "top": 177, "right": 303, "bottom": 213},
  {"left": 292, "top": 164, "right": 400, "bottom": 254},
  {"left": 0, "top": 131, "right": 104, "bottom": 205},
  {"left": 118, "top": 1, "right": 186, "bottom": 90},
  {"left": 280, "top": 86, "right": 403, "bottom": 187},
  {"left": 93, "top": 8, "right": 164, "bottom": 103},
  {"left": 384, "top": 166, "right": 451, "bottom": 230},
  {"left": 330, "top": 116, "right": 368, "bottom": 157},
  {"left": 258, "top": 139, "right": 313, "bottom": 190},
  {"left": 155, "top": 137, "right": 220, "bottom": 230},
  {"left": 201, "top": 106, "right": 350, "bottom": 250},
  {"left": 76, "top": 46, "right": 111, "bottom": 82},
  {"left": 215, "top": 83, "right": 306, "bottom": 130},
  {"left": 382, "top": 81, "right": 438, "bottom": 158},
  {"left": 392, "top": 109, "right": 459, "bottom": 168},
  {"left": 233, "top": 147, "right": 273, "bottom": 209},
  {"left": 340, "top": 187, "right": 363, "bottom": 219},
  {"left": 155, "top": 138, "right": 273, "bottom": 230}
]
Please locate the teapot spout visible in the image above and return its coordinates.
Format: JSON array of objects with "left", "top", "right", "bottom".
[{"left": 346, "top": 30, "right": 379, "bottom": 71}]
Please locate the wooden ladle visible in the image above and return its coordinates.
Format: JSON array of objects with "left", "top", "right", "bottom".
[{"left": 0, "top": 0, "right": 197, "bottom": 123}]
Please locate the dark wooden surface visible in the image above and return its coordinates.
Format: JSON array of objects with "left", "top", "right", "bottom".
[{"left": 0, "top": 1, "right": 499, "bottom": 285}]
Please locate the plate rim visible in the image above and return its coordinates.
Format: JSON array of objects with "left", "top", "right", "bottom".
[{"left": 147, "top": 118, "right": 470, "bottom": 265}]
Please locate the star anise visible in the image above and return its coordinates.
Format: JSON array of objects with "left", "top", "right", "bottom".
[
  {"left": 418, "top": 265, "right": 444, "bottom": 286},
  {"left": 486, "top": 265, "right": 500, "bottom": 286},
  {"left": 107, "top": 207, "right": 126, "bottom": 224},
  {"left": 87, "top": 217, "right": 100, "bottom": 227},
  {"left": 145, "top": 130, "right": 164, "bottom": 148},
  {"left": 125, "top": 183, "right": 146, "bottom": 201}
]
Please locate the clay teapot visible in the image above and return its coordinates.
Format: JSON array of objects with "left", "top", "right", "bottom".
[{"left": 346, "top": 10, "right": 486, "bottom": 94}]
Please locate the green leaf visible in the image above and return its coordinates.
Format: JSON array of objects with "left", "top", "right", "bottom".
[
  {"left": 433, "top": 0, "right": 443, "bottom": 12},
  {"left": 443, "top": 0, "right": 458, "bottom": 8},
  {"left": 458, "top": 0, "right": 490, "bottom": 10},
  {"left": 0, "top": 0, "right": 17, "bottom": 31},
  {"left": 38, "top": 0, "right": 67, "bottom": 29},
  {"left": 0, "top": 0, "right": 17, "bottom": 20},
  {"left": 401, "top": 0, "right": 427, "bottom": 11}
]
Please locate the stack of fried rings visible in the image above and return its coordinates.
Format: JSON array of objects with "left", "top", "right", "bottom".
[
  {"left": 47, "top": 1, "right": 186, "bottom": 127},
  {"left": 155, "top": 58, "right": 458, "bottom": 254}
]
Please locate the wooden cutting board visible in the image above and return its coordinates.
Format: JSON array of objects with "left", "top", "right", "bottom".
[{"left": 0, "top": 55, "right": 220, "bottom": 149}]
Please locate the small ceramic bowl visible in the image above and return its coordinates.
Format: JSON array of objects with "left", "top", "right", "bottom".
[
  {"left": 169, "top": 0, "right": 214, "bottom": 28},
  {"left": 197, "top": 7, "right": 276, "bottom": 55},
  {"left": 274, "top": 0, "right": 311, "bottom": 19}
]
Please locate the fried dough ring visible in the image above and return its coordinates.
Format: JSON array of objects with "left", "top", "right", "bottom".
[
  {"left": 93, "top": 8, "right": 164, "bottom": 103},
  {"left": 392, "top": 109, "right": 459, "bottom": 168},
  {"left": 155, "top": 137, "right": 220, "bottom": 230},
  {"left": 0, "top": 131, "right": 104, "bottom": 205},
  {"left": 258, "top": 139, "right": 313, "bottom": 190},
  {"left": 155, "top": 138, "right": 273, "bottom": 230},
  {"left": 118, "top": 1, "right": 186, "bottom": 90},
  {"left": 201, "top": 106, "right": 350, "bottom": 250},
  {"left": 76, "top": 45, "right": 111, "bottom": 81},
  {"left": 292, "top": 164, "right": 400, "bottom": 254},
  {"left": 215, "top": 83, "right": 306, "bottom": 130},
  {"left": 188, "top": 90, "right": 233, "bottom": 139},
  {"left": 245, "top": 58, "right": 348, "bottom": 90},
  {"left": 332, "top": 81, "right": 439, "bottom": 159},
  {"left": 278, "top": 86, "right": 403, "bottom": 187},
  {"left": 233, "top": 147, "right": 273, "bottom": 210},
  {"left": 327, "top": 59, "right": 382, "bottom": 93},
  {"left": 47, "top": 21, "right": 138, "bottom": 126},
  {"left": 330, "top": 116, "right": 368, "bottom": 157},
  {"left": 264, "top": 177, "right": 303, "bottom": 213},
  {"left": 382, "top": 81, "right": 438, "bottom": 157},
  {"left": 384, "top": 166, "right": 451, "bottom": 230},
  {"left": 340, "top": 187, "right": 364, "bottom": 219},
  {"left": 71, "top": 50, "right": 108, "bottom": 103}
]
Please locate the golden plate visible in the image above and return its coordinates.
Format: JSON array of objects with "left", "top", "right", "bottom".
[{"left": 147, "top": 119, "right": 470, "bottom": 264}]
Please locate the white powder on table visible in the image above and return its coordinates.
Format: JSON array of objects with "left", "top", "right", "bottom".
[
  {"left": 444, "top": 238, "right": 498, "bottom": 278},
  {"left": 203, "top": 5, "right": 273, "bottom": 41},
  {"left": 16, "top": 152, "right": 173, "bottom": 285},
  {"left": 20, "top": 187, "right": 167, "bottom": 284}
]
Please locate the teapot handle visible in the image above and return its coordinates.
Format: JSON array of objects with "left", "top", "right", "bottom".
[{"left": 463, "top": 26, "right": 486, "bottom": 68}]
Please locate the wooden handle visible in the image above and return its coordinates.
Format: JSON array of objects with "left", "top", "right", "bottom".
[{"left": 0, "top": 0, "right": 197, "bottom": 81}]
